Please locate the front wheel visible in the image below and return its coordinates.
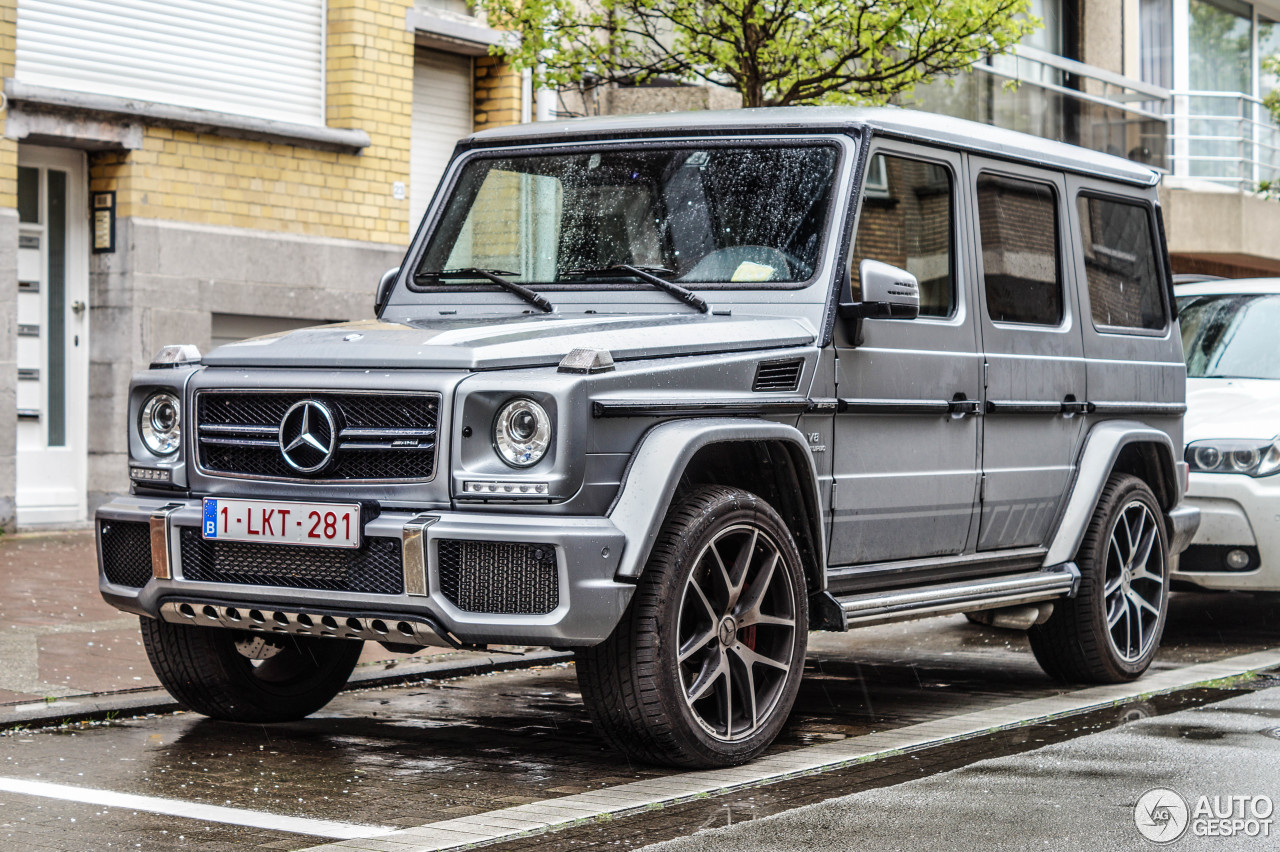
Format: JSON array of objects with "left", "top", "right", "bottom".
[
  {"left": 576, "top": 486, "right": 808, "bottom": 767},
  {"left": 1029, "top": 473, "right": 1169, "bottom": 683},
  {"left": 141, "top": 617, "right": 363, "bottom": 722}
]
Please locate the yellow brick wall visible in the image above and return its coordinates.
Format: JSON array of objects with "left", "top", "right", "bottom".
[
  {"left": 0, "top": 0, "right": 18, "bottom": 210},
  {"left": 88, "top": 0, "right": 416, "bottom": 245},
  {"left": 475, "top": 56, "right": 525, "bottom": 131}
]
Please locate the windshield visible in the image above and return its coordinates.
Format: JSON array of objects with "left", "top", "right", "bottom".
[
  {"left": 412, "top": 144, "right": 840, "bottom": 289},
  {"left": 1178, "top": 293, "right": 1280, "bottom": 379}
]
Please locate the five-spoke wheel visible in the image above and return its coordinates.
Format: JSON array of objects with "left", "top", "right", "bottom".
[
  {"left": 1102, "top": 499, "right": 1166, "bottom": 663},
  {"left": 677, "top": 524, "right": 798, "bottom": 742},
  {"left": 576, "top": 486, "right": 808, "bottom": 767},
  {"left": 1030, "top": 473, "right": 1169, "bottom": 683}
]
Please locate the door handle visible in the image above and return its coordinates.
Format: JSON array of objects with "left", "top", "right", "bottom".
[
  {"left": 1061, "top": 396, "right": 1090, "bottom": 416},
  {"left": 71, "top": 300, "right": 86, "bottom": 316},
  {"left": 948, "top": 396, "right": 981, "bottom": 417}
]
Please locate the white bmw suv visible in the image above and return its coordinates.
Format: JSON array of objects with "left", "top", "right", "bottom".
[{"left": 1176, "top": 279, "right": 1280, "bottom": 591}]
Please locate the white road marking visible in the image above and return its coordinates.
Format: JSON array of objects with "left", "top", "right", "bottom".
[
  {"left": 0, "top": 777, "right": 396, "bottom": 840},
  {"left": 296, "top": 647, "right": 1280, "bottom": 852}
]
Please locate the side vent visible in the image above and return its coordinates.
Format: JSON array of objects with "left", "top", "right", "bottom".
[{"left": 752, "top": 358, "right": 804, "bottom": 392}]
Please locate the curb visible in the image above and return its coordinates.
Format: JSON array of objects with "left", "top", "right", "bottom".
[{"left": 0, "top": 648, "right": 574, "bottom": 731}]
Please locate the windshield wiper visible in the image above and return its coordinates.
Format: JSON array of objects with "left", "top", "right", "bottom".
[
  {"left": 563, "top": 264, "right": 708, "bottom": 314},
  {"left": 413, "top": 267, "right": 553, "bottom": 313}
]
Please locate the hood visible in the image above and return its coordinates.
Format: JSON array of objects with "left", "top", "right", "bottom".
[
  {"left": 1185, "top": 377, "right": 1280, "bottom": 442},
  {"left": 201, "top": 312, "right": 817, "bottom": 371}
]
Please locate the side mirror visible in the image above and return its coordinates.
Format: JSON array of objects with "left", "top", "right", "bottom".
[
  {"left": 839, "top": 260, "right": 920, "bottom": 321},
  {"left": 374, "top": 266, "right": 400, "bottom": 317}
]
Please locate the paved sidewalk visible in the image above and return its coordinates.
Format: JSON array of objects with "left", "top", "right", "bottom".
[
  {"left": 0, "top": 530, "right": 529, "bottom": 717},
  {"left": 640, "top": 685, "right": 1280, "bottom": 852}
]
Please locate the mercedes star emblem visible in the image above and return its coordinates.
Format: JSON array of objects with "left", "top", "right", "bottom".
[{"left": 278, "top": 399, "right": 338, "bottom": 474}]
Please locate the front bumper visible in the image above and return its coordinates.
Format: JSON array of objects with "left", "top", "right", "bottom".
[
  {"left": 1172, "top": 472, "right": 1280, "bottom": 591},
  {"left": 96, "top": 496, "right": 633, "bottom": 647}
]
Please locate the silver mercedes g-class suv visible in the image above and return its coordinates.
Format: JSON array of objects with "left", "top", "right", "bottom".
[{"left": 98, "top": 107, "right": 1199, "bottom": 768}]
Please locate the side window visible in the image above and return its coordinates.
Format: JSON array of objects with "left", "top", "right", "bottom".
[
  {"left": 1077, "top": 195, "right": 1166, "bottom": 330},
  {"left": 977, "top": 174, "right": 1063, "bottom": 325},
  {"left": 850, "top": 153, "right": 954, "bottom": 317}
]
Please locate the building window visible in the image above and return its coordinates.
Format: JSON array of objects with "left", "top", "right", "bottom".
[
  {"left": 1189, "top": 0, "right": 1253, "bottom": 94},
  {"left": 15, "top": 0, "right": 326, "bottom": 126}
]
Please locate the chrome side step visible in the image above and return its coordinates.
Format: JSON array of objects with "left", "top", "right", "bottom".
[
  {"left": 158, "top": 601, "right": 459, "bottom": 648},
  {"left": 833, "top": 565, "right": 1081, "bottom": 628}
]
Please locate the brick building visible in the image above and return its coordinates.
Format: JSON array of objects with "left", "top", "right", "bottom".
[{"left": 0, "top": 0, "right": 527, "bottom": 527}]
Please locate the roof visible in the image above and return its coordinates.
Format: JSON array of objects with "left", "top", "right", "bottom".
[
  {"left": 462, "top": 106, "right": 1160, "bottom": 187},
  {"left": 1174, "top": 278, "right": 1280, "bottom": 297}
]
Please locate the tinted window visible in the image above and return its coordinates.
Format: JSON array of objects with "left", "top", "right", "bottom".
[
  {"left": 416, "top": 145, "right": 838, "bottom": 288},
  {"left": 850, "top": 154, "right": 954, "bottom": 317},
  {"left": 977, "top": 175, "right": 1062, "bottom": 325},
  {"left": 1078, "top": 196, "right": 1165, "bottom": 330},
  {"left": 1178, "top": 293, "right": 1280, "bottom": 379}
]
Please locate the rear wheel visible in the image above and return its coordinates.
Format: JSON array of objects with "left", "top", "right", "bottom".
[
  {"left": 141, "top": 617, "right": 363, "bottom": 722},
  {"left": 1029, "top": 473, "right": 1169, "bottom": 683},
  {"left": 576, "top": 486, "right": 808, "bottom": 767}
]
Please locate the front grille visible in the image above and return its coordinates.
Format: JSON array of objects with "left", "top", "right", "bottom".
[
  {"left": 179, "top": 528, "right": 404, "bottom": 594},
  {"left": 99, "top": 520, "right": 153, "bottom": 588},
  {"left": 437, "top": 540, "right": 559, "bottom": 614},
  {"left": 752, "top": 358, "right": 804, "bottom": 392},
  {"left": 196, "top": 391, "right": 439, "bottom": 481}
]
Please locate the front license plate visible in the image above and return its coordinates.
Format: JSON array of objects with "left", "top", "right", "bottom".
[{"left": 201, "top": 498, "right": 361, "bottom": 548}]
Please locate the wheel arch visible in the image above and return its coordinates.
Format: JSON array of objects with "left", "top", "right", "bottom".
[
  {"left": 1043, "top": 421, "right": 1181, "bottom": 567},
  {"left": 608, "top": 418, "right": 826, "bottom": 594}
]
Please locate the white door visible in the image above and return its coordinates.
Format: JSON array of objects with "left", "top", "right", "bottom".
[
  {"left": 15, "top": 146, "right": 89, "bottom": 525},
  {"left": 410, "top": 48, "right": 474, "bottom": 226}
]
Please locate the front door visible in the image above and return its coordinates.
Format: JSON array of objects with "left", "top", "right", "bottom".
[
  {"left": 829, "top": 143, "right": 982, "bottom": 570},
  {"left": 15, "top": 146, "right": 89, "bottom": 525}
]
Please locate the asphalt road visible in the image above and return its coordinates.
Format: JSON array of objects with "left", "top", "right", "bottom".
[{"left": 0, "top": 590, "right": 1275, "bottom": 851}]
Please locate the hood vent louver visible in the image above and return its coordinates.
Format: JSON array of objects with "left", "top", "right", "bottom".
[{"left": 752, "top": 358, "right": 804, "bottom": 393}]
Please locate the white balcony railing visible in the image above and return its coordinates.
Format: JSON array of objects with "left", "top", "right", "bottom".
[
  {"left": 1167, "top": 91, "right": 1280, "bottom": 189},
  {"left": 906, "top": 45, "right": 1170, "bottom": 171}
]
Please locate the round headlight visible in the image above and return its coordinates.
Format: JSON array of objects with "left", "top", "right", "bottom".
[
  {"left": 493, "top": 398, "right": 551, "bottom": 467},
  {"left": 1229, "top": 448, "right": 1260, "bottom": 473},
  {"left": 1192, "top": 445, "right": 1222, "bottom": 471},
  {"left": 140, "top": 392, "right": 181, "bottom": 456}
]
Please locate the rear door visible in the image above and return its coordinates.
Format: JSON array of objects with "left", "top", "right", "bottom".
[
  {"left": 969, "top": 159, "right": 1087, "bottom": 550},
  {"left": 1066, "top": 178, "right": 1183, "bottom": 444}
]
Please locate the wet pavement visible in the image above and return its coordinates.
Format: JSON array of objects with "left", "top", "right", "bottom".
[
  {"left": 0, "top": 531, "right": 540, "bottom": 723},
  {"left": 0, "top": 581, "right": 1276, "bottom": 851},
  {"left": 640, "top": 682, "right": 1280, "bottom": 852}
]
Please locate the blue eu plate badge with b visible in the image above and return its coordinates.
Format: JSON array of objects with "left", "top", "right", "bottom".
[{"left": 203, "top": 499, "right": 218, "bottom": 538}]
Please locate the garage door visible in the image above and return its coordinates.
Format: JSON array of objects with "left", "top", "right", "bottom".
[{"left": 411, "top": 48, "right": 474, "bottom": 228}]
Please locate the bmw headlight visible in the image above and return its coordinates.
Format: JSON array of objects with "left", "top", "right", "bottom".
[
  {"left": 139, "top": 391, "right": 181, "bottom": 457},
  {"left": 493, "top": 398, "right": 551, "bottom": 467},
  {"left": 1186, "top": 437, "right": 1280, "bottom": 477}
]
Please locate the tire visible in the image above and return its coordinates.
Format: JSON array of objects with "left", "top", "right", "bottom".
[
  {"left": 575, "top": 485, "right": 808, "bottom": 767},
  {"left": 1029, "top": 473, "right": 1169, "bottom": 683},
  {"left": 140, "top": 617, "right": 363, "bottom": 722}
]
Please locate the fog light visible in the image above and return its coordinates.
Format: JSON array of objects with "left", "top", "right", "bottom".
[{"left": 1226, "top": 549, "right": 1252, "bottom": 570}]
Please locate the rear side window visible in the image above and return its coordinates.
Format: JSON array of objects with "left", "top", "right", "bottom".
[
  {"left": 850, "top": 154, "right": 955, "bottom": 317},
  {"left": 1077, "top": 195, "right": 1166, "bottom": 330},
  {"left": 977, "top": 175, "right": 1063, "bottom": 325}
]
